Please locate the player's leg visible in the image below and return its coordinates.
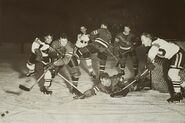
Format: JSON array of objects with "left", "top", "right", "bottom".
[
  {"left": 167, "top": 51, "right": 184, "bottom": 102},
  {"left": 131, "top": 49, "right": 138, "bottom": 76},
  {"left": 97, "top": 51, "right": 107, "bottom": 76},
  {"left": 77, "top": 45, "right": 96, "bottom": 78},
  {"left": 118, "top": 49, "right": 128, "bottom": 76},
  {"left": 26, "top": 53, "right": 37, "bottom": 77},
  {"left": 68, "top": 56, "right": 81, "bottom": 95},
  {"left": 41, "top": 68, "right": 53, "bottom": 94}
]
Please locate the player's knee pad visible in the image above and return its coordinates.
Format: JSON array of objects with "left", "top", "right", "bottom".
[
  {"left": 26, "top": 62, "right": 35, "bottom": 71},
  {"left": 85, "top": 58, "right": 92, "bottom": 66},
  {"left": 168, "top": 68, "right": 180, "bottom": 81},
  {"left": 71, "top": 66, "right": 81, "bottom": 78}
]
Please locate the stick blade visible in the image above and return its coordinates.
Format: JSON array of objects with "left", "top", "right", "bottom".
[{"left": 19, "top": 84, "right": 31, "bottom": 91}]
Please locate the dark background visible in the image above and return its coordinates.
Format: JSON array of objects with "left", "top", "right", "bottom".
[{"left": 0, "top": 0, "right": 185, "bottom": 43}]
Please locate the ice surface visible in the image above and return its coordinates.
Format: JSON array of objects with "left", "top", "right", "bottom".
[{"left": 0, "top": 43, "right": 185, "bottom": 123}]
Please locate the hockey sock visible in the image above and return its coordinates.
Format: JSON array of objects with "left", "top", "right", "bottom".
[
  {"left": 44, "top": 79, "right": 52, "bottom": 88},
  {"left": 71, "top": 76, "right": 79, "bottom": 87},
  {"left": 172, "top": 81, "right": 181, "bottom": 93}
]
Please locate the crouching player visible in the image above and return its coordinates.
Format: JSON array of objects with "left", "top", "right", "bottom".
[
  {"left": 140, "top": 33, "right": 185, "bottom": 103},
  {"left": 74, "top": 72, "right": 134, "bottom": 99},
  {"left": 41, "top": 34, "right": 81, "bottom": 95}
]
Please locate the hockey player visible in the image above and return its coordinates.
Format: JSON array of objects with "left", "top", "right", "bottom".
[
  {"left": 41, "top": 34, "right": 81, "bottom": 95},
  {"left": 74, "top": 72, "right": 131, "bottom": 99},
  {"left": 75, "top": 26, "right": 95, "bottom": 78},
  {"left": 26, "top": 35, "right": 53, "bottom": 77},
  {"left": 115, "top": 26, "right": 139, "bottom": 77},
  {"left": 140, "top": 33, "right": 185, "bottom": 102},
  {"left": 77, "top": 23, "right": 112, "bottom": 78}
]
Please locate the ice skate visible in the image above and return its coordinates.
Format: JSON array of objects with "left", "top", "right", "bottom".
[
  {"left": 41, "top": 87, "right": 53, "bottom": 95},
  {"left": 167, "top": 93, "right": 183, "bottom": 103}
]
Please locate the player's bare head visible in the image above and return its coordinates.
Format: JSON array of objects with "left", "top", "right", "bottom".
[
  {"left": 99, "top": 72, "right": 111, "bottom": 87},
  {"left": 44, "top": 34, "right": 53, "bottom": 44},
  {"left": 124, "top": 26, "right": 131, "bottom": 33},
  {"left": 59, "top": 33, "right": 68, "bottom": 46},
  {"left": 80, "top": 26, "right": 87, "bottom": 34},
  {"left": 100, "top": 23, "right": 108, "bottom": 29},
  {"left": 141, "top": 33, "right": 152, "bottom": 47}
]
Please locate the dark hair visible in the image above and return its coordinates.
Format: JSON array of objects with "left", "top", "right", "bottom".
[
  {"left": 99, "top": 72, "right": 109, "bottom": 80},
  {"left": 60, "top": 33, "right": 68, "bottom": 39},
  {"left": 141, "top": 32, "right": 158, "bottom": 41}
]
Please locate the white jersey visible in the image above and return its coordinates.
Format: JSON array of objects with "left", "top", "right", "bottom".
[
  {"left": 40, "top": 43, "right": 50, "bottom": 57},
  {"left": 31, "top": 38, "right": 45, "bottom": 54},
  {"left": 75, "top": 33, "right": 90, "bottom": 48},
  {"left": 148, "top": 38, "right": 180, "bottom": 61}
]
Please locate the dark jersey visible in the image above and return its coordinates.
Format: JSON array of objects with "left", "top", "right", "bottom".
[
  {"left": 90, "top": 28, "right": 112, "bottom": 48},
  {"left": 115, "top": 32, "right": 136, "bottom": 50},
  {"left": 49, "top": 40, "right": 74, "bottom": 65},
  {"left": 84, "top": 74, "right": 127, "bottom": 97}
]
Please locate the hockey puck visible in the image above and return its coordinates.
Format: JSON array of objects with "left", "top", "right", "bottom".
[{"left": 1, "top": 113, "right": 5, "bottom": 117}]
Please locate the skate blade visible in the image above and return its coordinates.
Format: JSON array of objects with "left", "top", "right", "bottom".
[
  {"left": 167, "top": 100, "right": 182, "bottom": 103},
  {"left": 19, "top": 84, "right": 30, "bottom": 91}
]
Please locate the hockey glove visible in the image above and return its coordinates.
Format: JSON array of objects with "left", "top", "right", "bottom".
[{"left": 146, "top": 62, "right": 155, "bottom": 71}]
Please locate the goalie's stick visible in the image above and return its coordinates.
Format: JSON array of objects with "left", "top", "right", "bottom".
[
  {"left": 57, "top": 73, "right": 83, "bottom": 95},
  {"left": 19, "top": 67, "right": 50, "bottom": 91},
  {"left": 111, "top": 69, "right": 149, "bottom": 96}
]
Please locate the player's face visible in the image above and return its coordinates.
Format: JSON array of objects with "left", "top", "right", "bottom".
[
  {"left": 124, "top": 26, "right": 131, "bottom": 33},
  {"left": 80, "top": 27, "right": 87, "bottom": 34},
  {"left": 101, "top": 24, "right": 107, "bottom": 29},
  {"left": 101, "top": 78, "right": 111, "bottom": 87},
  {"left": 141, "top": 35, "right": 152, "bottom": 47},
  {"left": 45, "top": 35, "right": 53, "bottom": 44},
  {"left": 59, "top": 38, "right": 68, "bottom": 46}
]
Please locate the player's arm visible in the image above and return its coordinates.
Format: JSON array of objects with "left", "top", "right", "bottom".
[
  {"left": 54, "top": 43, "right": 74, "bottom": 66},
  {"left": 146, "top": 44, "right": 160, "bottom": 71},
  {"left": 148, "top": 44, "right": 159, "bottom": 62},
  {"left": 90, "top": 29, "right": 100, "bottom": 41}
]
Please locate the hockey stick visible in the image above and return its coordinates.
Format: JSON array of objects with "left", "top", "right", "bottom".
[
  {"left": 110, "top": 69, "right": 149, "bottom": 96},
  {"left": 106, "top": 48, "right": 119, "bottom": 62},
  {"left": 57, "top": 73, "right": 83, "bottom": 95},
  {"left": 19, "top": 67, "right": 50, "bottom": 91}
]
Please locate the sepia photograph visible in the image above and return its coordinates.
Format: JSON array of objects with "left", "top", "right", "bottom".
[{"left": 0, "top": 0, "right": 185, "bottom": 123}]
